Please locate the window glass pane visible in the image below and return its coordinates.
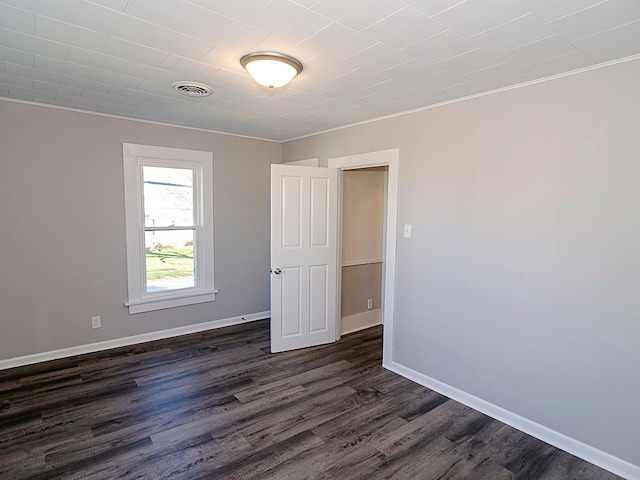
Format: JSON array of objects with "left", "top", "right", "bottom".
[
  {"left": 143, "top": 166, "right": 194, "bottom": 227},
  {"left": 145, "top": 229, "right": 195, "bottom": 293}
]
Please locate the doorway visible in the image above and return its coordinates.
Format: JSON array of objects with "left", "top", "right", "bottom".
[
  {"left": 339, "top": 166, "right": 388, "bottom": 336},
  {"left": 270, "top": 149, "right": 398, "bottom": 357},
  {"left": 329, "top": 149, "right": 399, "bottom": 366}
]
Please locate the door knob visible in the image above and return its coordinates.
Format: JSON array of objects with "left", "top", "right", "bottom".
[{"left": 272, "top": 268, "right": 282, "bottom": 275}]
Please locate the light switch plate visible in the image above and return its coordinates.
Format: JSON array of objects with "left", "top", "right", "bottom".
[{"left": 403, "top": 224, "right": 412, "bottom": 238}]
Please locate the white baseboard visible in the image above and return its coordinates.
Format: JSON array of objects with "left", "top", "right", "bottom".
[
  {"left": 0, "top": 311, "right": 270, "bottom": 371},
  {"left": 384, "top": 360, "right": 640, "bottom": 480},
  {"left": 341, "top": 309, "right": 381, "bottom": 335}
]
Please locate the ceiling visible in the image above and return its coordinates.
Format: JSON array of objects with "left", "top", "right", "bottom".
[{"left": 1, "top": 0, "right": 640, "bottom": 142}]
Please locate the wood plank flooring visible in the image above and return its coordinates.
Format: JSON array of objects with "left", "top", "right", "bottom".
[{"left": 0, "top": 320, "right": 621, "bottom": 479}]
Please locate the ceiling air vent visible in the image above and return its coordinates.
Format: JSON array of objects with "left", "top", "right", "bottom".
[{"left": 171, "top": 81, "right": 213, "bottom": 97}]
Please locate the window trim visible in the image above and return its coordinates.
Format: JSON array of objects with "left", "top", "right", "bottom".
[{"left": 123, "top": 143, "right": 216, "bottom": 314}]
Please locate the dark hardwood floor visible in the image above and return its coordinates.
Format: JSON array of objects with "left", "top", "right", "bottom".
[{"left": 0, "top": 320, "right": 621, "bottom": 479}]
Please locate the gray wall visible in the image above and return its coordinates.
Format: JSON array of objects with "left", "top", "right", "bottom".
[
  {"left": 283, "top": 59, "right": 640, "bottom": 468},
  {"left": 341, "top": 263, "right": 382, "bottom": 317},
  {"left": 0, "top": 101, "right": 279, "bottom": 360}
]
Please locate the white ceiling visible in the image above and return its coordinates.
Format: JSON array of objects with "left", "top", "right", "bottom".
[{"left": 1, "top": 0, "right": 640, "bottom": 141}]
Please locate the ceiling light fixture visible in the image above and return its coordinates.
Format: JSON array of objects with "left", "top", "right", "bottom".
[{"left": 240, "top": 52, "right": 303, "bottom": 88}]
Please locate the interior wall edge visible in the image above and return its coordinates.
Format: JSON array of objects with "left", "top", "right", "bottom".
[
  {"left": 282, "top": 53, "right": 640, "bottom": 144},
  {"left": 0, "top": 311, "right": 270, "bottom": 371},
  {"left": 384, "top": 360, "right": 640, "bottom": 480},
  {"left": 0, "top": 97, "right": 281, "bottom": 144}
]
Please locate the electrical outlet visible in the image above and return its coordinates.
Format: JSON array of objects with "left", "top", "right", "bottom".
[
  {"left": 91, "top": 316, "right": 101, "bottom": 329},
  {"left": 367, "top": 299, "right": 373, "bottom": 310}
]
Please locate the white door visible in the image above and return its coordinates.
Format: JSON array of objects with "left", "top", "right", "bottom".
[{"left": 270, "top": 164, "right": 338, "bottom": 353}]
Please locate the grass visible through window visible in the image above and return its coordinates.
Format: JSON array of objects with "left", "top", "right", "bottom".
[{"left": 145, "top": 245, "right": 194, "bottom": 280}]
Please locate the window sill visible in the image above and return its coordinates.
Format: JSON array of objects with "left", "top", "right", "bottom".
[{"left": 126, "top": 289, "right": 218, "bottom": 314}]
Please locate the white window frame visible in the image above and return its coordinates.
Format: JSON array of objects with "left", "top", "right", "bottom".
[{"left": 123, "top": 143, "right": 216, "bottom": 314}]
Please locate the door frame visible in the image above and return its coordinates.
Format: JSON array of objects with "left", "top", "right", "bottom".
[{"left": 328, "top": 149, "right": 399, "bottom": 366}]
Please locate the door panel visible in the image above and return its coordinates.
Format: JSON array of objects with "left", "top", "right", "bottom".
[
  {"left": 310, "top": 176, "right": 329, "bottom": 247},
  {"left": 271, "top": 165, "right": 338, "bottom": 353},
  {"left": 281, "top": 176, "right": 302, "bottom": 248},
  {"left": 309, "top": 264, "right": 328, "bottom": 333},
  {"left": 281, "top": 266, "right": 301, "bottom": 337}
]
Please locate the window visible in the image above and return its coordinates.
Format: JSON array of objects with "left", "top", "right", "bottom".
[{"left": 123, "top": 143, "right": 216, "bottom": 314}]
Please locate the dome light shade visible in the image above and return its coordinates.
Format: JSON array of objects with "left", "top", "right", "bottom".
[{"left": 240, "top": 52, "right": 303, "bottom": 88}]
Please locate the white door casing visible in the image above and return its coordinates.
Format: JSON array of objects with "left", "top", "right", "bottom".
[
  {"left": 328, "top": 149, "right": 399, "bottom": 368},
  {"left": 270, "top": 165, "right": 339, "bottom": 353}
]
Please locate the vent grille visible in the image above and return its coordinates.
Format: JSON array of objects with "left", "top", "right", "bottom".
[{"left": 172, "top": 81, "right": 213, "bottom": 97}]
